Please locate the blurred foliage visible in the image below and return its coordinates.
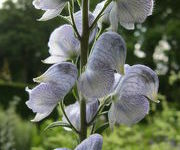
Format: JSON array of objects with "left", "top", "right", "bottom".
[{"left": 0, "top": 96, "right": 180, "bottom": 150}]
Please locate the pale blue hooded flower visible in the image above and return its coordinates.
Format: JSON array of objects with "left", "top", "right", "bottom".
[
  {"left": 26, "top": 62, "right": 78, "bottom": 122},
  {"left": 93, "top": 0, "right": 154, "bottom": 30},
  {"left": 62, "top": 100, "right": 99, "bottom": 131},
  {"left": 32, "top": 0, "right": 68, "bottom": 21},
  {"left": 43, "top": 11, "right": 97, "bottom": 64},
  {"left": 43, "top": 25, "right": 80, "bottom": 64},
  {"left": 108, "top": 64, "right": 159, "bottom": 127},
  {"left": 78, "top": 31, "right": 127, "bottom": 99},
  {"left": 55, "top": 134, "right": 103, "bottom": 150}
]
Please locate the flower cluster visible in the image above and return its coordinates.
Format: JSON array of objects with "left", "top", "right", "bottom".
[{"left": 26, "top": 0, "right": 158, "bottom": 149}]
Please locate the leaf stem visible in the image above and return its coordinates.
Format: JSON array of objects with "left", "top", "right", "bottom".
[
  {"left": 79, "top": 0, "right": 89, "bottom": 142},
  {"left": 60, "top": 101, "right": 79, "bottom": 134},
  {"left": 89, "top": 0, "right": 112, "bottom": 31},
  {"left": 68, "top": 1, "right": 81, "bottom": 40}
]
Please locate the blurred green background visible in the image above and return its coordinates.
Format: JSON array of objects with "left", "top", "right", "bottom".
[{"left": 0, "top": 0, "right": 180, "bottom": 149}]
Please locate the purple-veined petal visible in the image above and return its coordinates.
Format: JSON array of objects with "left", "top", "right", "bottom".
[
  {"left": 26, "top": 63, "right": 78, "bottom": 122},
  {"left": 44, "top": 25, "right": 80, "bottom": 64},
  {"left": 116, "top": 0, "right": 154, "bottom": 30},
  {"left": 75, "top": 134, "right": 103, "bottom": 150},
  {"left": 108, "top": 64, "right": 159, "bottom": 127},
  {"left": 78, "top": 32, "right": 126, "bottom": 99},
  {"left": 33, "top": 62, "right": 78, "bottom": 91},
  {"left": 116, "top": 65, "right": 159, "bottom": 102},
  {"left": 33, "top": 0, "right": 67, "bottom": 21},
  {"left": 88, "top": 32, "right": 126, "bottom": 74},
  {"left": 26, "top": 83, "right": 64, "bottom": 122},
  {"left": 78, "top": 65, "right": 114, "bottom": 99},
  {"left": 109, "top": 95, "right": 149, "bottom": 127},
  {"left": 63, "top": 100, "right": 99, "bottom": 131}
]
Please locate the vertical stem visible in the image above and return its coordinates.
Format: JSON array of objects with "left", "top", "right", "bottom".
[
  {"left": 79, "top": 0, "right": 89, "bottom": 142},
  {"left": 80, "top": 0, "right": 89, "bottom": 69}
]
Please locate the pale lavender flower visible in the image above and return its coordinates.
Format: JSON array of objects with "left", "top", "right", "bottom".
[
  {"left": 108, "top": 64, "right": 159, "bottom": 127},
  {"left": 43, "top": 25, "right": 80, "bottom": 64},
  {"left": 94, "top": 0, "right": 154, "bottom": 30},
  {"left": 32, "top": 0, "right": 68, "bottom": 21},
  {"left": 43, "top": 11, "right": 97, "bottom": 64},
  {"left": 62, "top": 100, "right": 99, "bottom": 131},
  {"left": 78, "top": 31, "right": 126, "bottom": 99},
  {"left": 26, "top": 62, "right": 78, "bottom": 122},
  {"left": 55, "top": 134, "right": 103, "bottom": 150}
]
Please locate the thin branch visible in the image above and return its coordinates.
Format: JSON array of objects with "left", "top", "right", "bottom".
[
  {"left": 88, "top": 98, "right": 111, "bottom": 126},
  {"left": 68, "top": 1, "right": 81, "bottom": 40},
  {"left": 60, "top": 101, "right": 79, "bottom": 134},
  {"left": 89, "top": 0, "right": 112, "bottom": 31}
]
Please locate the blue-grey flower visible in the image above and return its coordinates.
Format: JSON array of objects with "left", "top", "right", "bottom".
[
  {"left": 94, "top": 0, "right": 154, "bottom": 30},
  {"left": 54, "top": 148, "right": 70, "bottom": 150},
  {"left": 55, "top": 134, "right": 103, "bottom": 150},
  {"left": 108, "top": 65, "right": 159, "bottom": 127},
  {"left": 44, "top": 11, "right": 97, "bottom": 64},
  {"left": 26, "top": 62, "right": 78, "bottom": 122},
  {"left": 63, "top": 100, "right": 99, "bottom": 131},
  {"left": 43, "top": 25, "right": 80, "bottom": 64},
  {"left": 75, "top": 134, "right": 103, "bottom": 150},
  {"left": 32, "top": 0, "right": 68, "bottom": 21},
  {"left": 78, "top": 32, "right": 126, "bottom": 99}
]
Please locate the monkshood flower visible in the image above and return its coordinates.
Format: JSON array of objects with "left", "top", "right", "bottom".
[
  {"left": 43, "top": 25, "right": 80, "bottom": 64},
  {"left": 55, "top": 134, "right": 103, "bottom": 150},
  {"left": 62, "top": 100, "right": 99, "bottom": 131},
  {"left": 108, "top": 65, "right": 159, "bottom": 127},
  {"left": 78, "top": 31, "right": 126, "bottom": 99},
  {"left": 32, "top": 0, "right": 68, "bottom": 21},
  {"left": 26, "top": 62, "right": 78, "bottom": 122},
  {"left": 93, "top": 0, "right": 154, "bottom": 30},
  {"left": 43, "top": 11, "right": 97, "bottom": 64}
]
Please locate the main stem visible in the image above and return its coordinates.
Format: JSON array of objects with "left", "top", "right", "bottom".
[{"left": 79, "top": 0, "right": 89, "bottom": 142}]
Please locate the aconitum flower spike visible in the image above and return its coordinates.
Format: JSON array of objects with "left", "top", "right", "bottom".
[
  {"left": 55, "top": 134, "right": 103, "bottom": 150},
  {"left": 32, "top": 0, "right": 68, "bottom": 21},
  {"left": 26, "top": 62, "right": 78, "bottom": 122},
  {"left": 62, "top": 100, "right": 99, "bottom": 131},
  {"left": 108, "top": 65, "right": 159, "bottom": 127},
  {"left": 43, "top": 11, "right": 97, "bottom": 64},
  {"left": 94, "top": 0, "right": 154, "bottom": 30},
  {"left": 78, "top": 32, "right": 126, "bottom": 99}
]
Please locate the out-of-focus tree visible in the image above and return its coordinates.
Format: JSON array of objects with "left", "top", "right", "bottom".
[{"left": 0, "top": 0, "right": 64, "bottom": 83}]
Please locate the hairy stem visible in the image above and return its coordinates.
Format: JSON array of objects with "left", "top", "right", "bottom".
[{"left": 79, "top": 0, "right": 89, "bottom": 142}]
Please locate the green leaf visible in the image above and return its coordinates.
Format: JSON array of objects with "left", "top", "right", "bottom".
[
  {"left": 44, "top": 121, "right": 71, "bottom": 132},
  {"left": 94, "top": 123, "right": 109, "bottom": 134}
]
